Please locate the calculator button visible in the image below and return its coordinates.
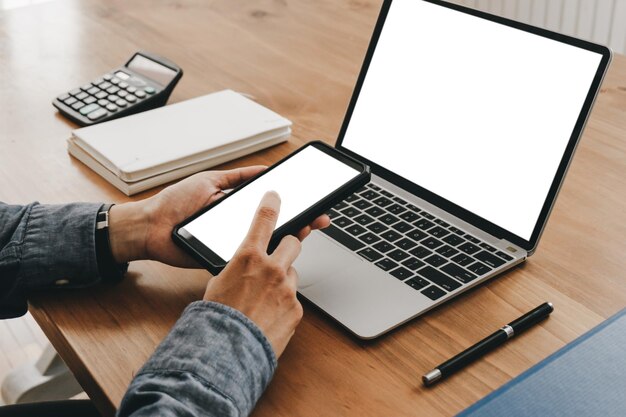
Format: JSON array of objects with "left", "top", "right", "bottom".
[
  {"left": 106, "top": 86, "right": 120, "bottom": 94},
  {"left": 117, "top": 90, "right": 128, "bottom": 98},
  {"left": 81, "top": 84, "right": 93, "bottom": 91},
  {"left": 87, "top": 108, "right": 108, "bottom": 120},
  {"left": 99, "top": 81, "right": 112, "bottom": 89},
  {"left": 69, "top": 88, "right": 82, "bottom": 96},
  {"left": 135, "top": 90, "right": 146, "bottom": 98},
  {"left": 87, "top": 87, "right": 100, "bottom": 95},
  {"left": 110, "top": 77, "right": 121, "bottom": 85},
  {"left": 119, "top": 81, "right": 129, "bottom": 89},
  {"left": 57, "top": 93, "right": 70, "bottom": 101},
  {"left": 75, "top": 92, "right": 88, "bottom": 100},
  {"left": 83, "top": 96, "right": 96, "bottom": 105},
  {"left": 91, "top": 78, "right": 104, "bottom": 86},
  {"left": 79, "top": 103, "right": 100, "bottom": 115},
  {"left": 144, "top": 87, "right": 156, "bottom": 94},
  {"left": 107, "top": 95, "right": 120, "bottom": 102},
  {"left": 71, "top": 101, "right": 85, "bottom": 110},
  {"left": 103, "top": 74, "right": 113, "bottom": 80},
  {"left": 97, "top": 99, "right": 110, "bottom": 106},
  {"left": 106, "top": 103, "right": 118, "bottom": 112},
  {"left": 126, "top": 86, "right": 137, "bottom": 93},
  {"left": 125, "top": 94, "right": 137, "bottom": 103},
  {"left": 115, "top": 99, "right": 128, "bottom": 107},
  {"left": 95, "top": 91, "right": 107, "bottom": 99},
  {"left": 64, "top": 97, "right": 77, "bottom": 105}
]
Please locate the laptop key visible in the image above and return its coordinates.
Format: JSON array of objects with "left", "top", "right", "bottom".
[
  {"left": 392, "top": 221, "right": 413, "bottom": 233},
  {"left": 428, "top": 226, "right": 450, "bottom": 238},
  {"left": 421, "top": 212, "right": 435, "bottom": 220},
  {"left": 390, "top": 266, "right": 413, "bottom": 281},
  {"left": 393, "top": 196, "right": 408, "bottom": 205},
  {"left": 321, "top": 224, "right": 365, "bottom": 251},
  {"left": 359, "top": 232, "right": 381, "bottom": 245},
  {"left": 373, "top": 241, "right": 394, "bottom": 253},
  {"left": 421, "top": 285, "right": 446, "bottom": 300},
  {"left": 400, "top": 211, "right": 420, "bottom": 222},
  {"left": 449, "top": 226, "right": 464, "bottom": 236},
  {"left": 422, "top": 237, "right": 444, "bottom": 250},
  {"left": 409, "top": 246, "right": 432, "bottom": 259},
  {"left": 333, "top": 216, "right": 353, "bottom": 228},
  {"left": 346, "top": 224, "right": 367, "bottom": 236},
  {"left": 380, "top": 190, "right": 394, "bottom": 198},
  {"left": 406, "top": 204, "right": 421, "bottom": 212},
  {"left": 360, "top": 190, "right": 380, "bottom": 200},
  {"left": 434, "top": 219, "right": 450, "bottom": 227},
  {"left": 443, "top": 234, "right": 464, "bottom": 246},
  {"left": 397, "top": 238, "right": 417, "bottom": 250},
  {"left": 381, "top": 230, "right": 402, "bottom": 242},
  {"left": 441, "top": 263, "right": 477, "bottom": 284},
  {"left": 375, "top": 258, "right": 398, "bottom": 271},
  {"left": 345, "top": 193, "right": 359, "bottom": 202},
  {"left": 459, "top": 242, "right": 481, "bottom": 255},
  {"left": 467, "top": 261, "right": 492, "bottom": 276},
  {"left": 415, "top": 218, "right": 435, "bottom": 230},
  {"left": 334, "top": 201, "right": 348, "bottom": 210},
  {"left": 417, "top": 266, "right": 462, "bottom": 291},
  {"left": 357, "top": 247, "right": 384, "bottom": 262},
  {"left": 424, "top": 254, "right": 447, "bottom": 267},
  {"left": 388, "top": 249, "right": 410, "bottom": 262},
  {"left": 367, "top": 222, "right": 388, "bottom": 233},
  {"left": 388, "top": 204, "right": 406, "bottom": 215},
  {"left": 373, "top": 196, "right": 393, "bottom": 207},
  {"left": 406, "top": 229, "right": 427, "bottom": 242},
  {"left": 380, "top": 214, "right": 400, "bottom": 225},
  {"left": 479, "top": 242, "right": 497, "bottom": 252},
  {"left": 341, "top": 207, "right": 361, "bottom": 218},
  {"left": 436, "top": 245, "right": 459, "bottom": 258},
  {"left": 367, "top": 183, "right": 381, "bottom": 191},
  {"left": 451, "top": 253, "right": 474, "bottom": 266},
  {"left": 353, "top": 199, "right": 373, "bottom": 210},
  {"left": 402, "top": 257, "right": 426, "bottom": 271},
  {"left": 405, "top": 277, "right": 429, "bottom": 290},
  {"left": 475, "top": 251, "right": 506, "bottom": 268},
  {"left": 465, "top": 235, "right": 481, "bottom": 244},
  {"left": 365, "top": 206, "right": 385, "bottom": 217},
  {"left": 354, "top": 214, "right": 375, "bottom": 225},
  {"left": 496, "top": 251, "right": 514, "bottom": 261},
  {"left": 327, "top": 209, "right": 340, "bottom": 219}
]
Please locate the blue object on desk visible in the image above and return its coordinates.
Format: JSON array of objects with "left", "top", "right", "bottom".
[{"left": 457, "top": 308, "right": 626, "bottom": 417}]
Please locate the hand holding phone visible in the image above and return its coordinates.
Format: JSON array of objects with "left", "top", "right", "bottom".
[{"left": 173, "top": 141, "right": 370, "bottom": 273}]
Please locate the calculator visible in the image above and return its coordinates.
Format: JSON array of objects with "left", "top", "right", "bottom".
[{"left": 53, "top": 51, "right": 183, "bottom": 126}]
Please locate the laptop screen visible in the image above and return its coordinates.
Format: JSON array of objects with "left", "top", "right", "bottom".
[{"left": 339, "top": 0, "right": 604, "bottom": 241}]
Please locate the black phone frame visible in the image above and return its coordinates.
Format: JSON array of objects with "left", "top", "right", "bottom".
[
  {"left": 172, "top": 141, "right": 371, "bottom": 274},
  {"left": 334, "top": 0, "right": 612, "bottom": 255}
]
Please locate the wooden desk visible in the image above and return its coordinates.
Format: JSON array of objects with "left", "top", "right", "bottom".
[{"left": 1, "top": 1, "right": 625, "bottom": 415}]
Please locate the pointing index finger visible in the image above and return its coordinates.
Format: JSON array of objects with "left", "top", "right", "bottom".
[{"left": 244, "top": 191, "right": 281, "bottom": 250}]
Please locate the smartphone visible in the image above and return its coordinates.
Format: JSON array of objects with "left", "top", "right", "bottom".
[{"left": 173, "top": 141, "right": 370, "bottom": 274}]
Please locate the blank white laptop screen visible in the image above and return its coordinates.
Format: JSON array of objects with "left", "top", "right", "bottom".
[{"left": 341, "top": 0, "right": 603, "bottom": 240}]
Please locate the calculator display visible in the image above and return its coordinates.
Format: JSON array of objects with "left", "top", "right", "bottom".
[{"left": 127, "top": 55, "right": 177, "bottom": 85}]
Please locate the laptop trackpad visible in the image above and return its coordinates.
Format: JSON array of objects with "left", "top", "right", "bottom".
[{"left": 295, "top": 231, "right": 352, "bottom": 289}]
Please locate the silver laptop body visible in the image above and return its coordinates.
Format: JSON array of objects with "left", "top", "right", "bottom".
[{"left": 295, "top": 0, "right": 611, "bottom": 339}]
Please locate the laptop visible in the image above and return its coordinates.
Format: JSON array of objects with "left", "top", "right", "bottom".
[{"left": 294, "top": 0, "right": 611, "bottom": 339}]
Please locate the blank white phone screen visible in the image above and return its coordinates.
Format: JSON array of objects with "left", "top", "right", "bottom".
[
  {"left": 182, "top": 145, "right": 361, "bottom": 261},
  {"left": 341, "top": 0, "right": 603, "bottom": 240}
]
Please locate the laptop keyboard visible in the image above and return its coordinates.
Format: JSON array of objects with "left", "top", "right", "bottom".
[{"left": 321, "top": 183, "right": 515, "bottom": 301}]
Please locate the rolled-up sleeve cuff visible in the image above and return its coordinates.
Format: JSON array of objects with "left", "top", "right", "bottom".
[
  {"left": 20, "top": 202, "right": 103, "bottom": 289},
  {"left": 133, "top": 300, "right": 277, "bottom": 416}
]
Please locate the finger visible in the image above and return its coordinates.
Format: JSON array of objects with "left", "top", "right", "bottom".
[
  {"left": 213, "top": 165, "right": 266, "bottom": 190},
  {"left": 309, "top": 214, "right": 331, "bottom": 230},
  {"left": 295, "top": 226, "right": 312, "bottom": 241},
  {"left": 271, "top": 235, "right": 302, "bottom": 268},
  {"left": 284, "top": 266, "right": 299, "bottom": 291},
  {"left": 244, "top": 191, "right": 281, "bottom": 249}
]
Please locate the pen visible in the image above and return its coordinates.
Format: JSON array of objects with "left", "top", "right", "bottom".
[{"left": 422, "top": 302, "right": 554, "bottom": 386}]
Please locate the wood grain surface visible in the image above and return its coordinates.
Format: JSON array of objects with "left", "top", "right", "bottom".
[{"left": 1, "top": 1, "right": 625, "bottom": 416}]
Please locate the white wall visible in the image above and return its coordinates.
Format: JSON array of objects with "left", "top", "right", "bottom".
[{"left": 447, "top": 0, "right": 626, "bottom": 54}]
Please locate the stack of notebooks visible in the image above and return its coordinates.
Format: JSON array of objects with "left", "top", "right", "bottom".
[{"left": 67, "top": 89, "right": 291, "bottom": 195}]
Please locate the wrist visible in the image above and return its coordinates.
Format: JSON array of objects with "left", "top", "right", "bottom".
[{"left": 108, "top": 202, "right": 150, "bottom": 263}]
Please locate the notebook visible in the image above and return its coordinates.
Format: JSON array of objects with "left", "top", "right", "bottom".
[
  {"left": 67, "top": 89, "right": 291, "bottom": 195},
  {"left": 457, "top": 308, "right": 626, "bottom": 417}
]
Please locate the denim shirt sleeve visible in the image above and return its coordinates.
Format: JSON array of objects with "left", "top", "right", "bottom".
[
  {"left": 118, "top": 301, "right": 278, "bottom": 417},
  {"left": 0, "top": 202, "right": 104, "bottom": 318}
]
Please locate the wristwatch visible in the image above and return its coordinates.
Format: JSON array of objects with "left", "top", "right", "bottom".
[{"left": 95, "top": 204, "right": 128, "bottom": 282}]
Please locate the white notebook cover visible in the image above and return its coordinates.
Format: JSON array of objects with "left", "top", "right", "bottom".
[{"left": 68, "top": 90, "right": 292, "bottom": 182}]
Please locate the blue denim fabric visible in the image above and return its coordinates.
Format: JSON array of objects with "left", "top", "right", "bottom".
[{"left": 0, "top": 202, "right": 277, "bottom": 416}]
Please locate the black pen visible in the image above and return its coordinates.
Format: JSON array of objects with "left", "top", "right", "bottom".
[{"left": 422, "top": 302, "right": 554, "bottom": 386}]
